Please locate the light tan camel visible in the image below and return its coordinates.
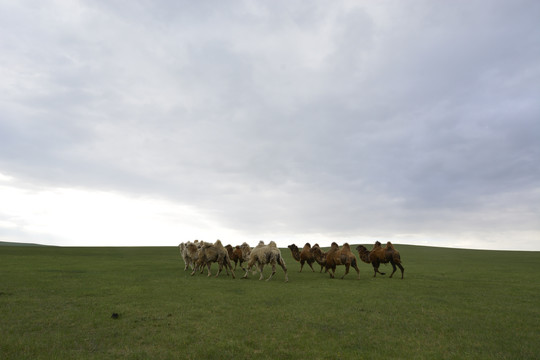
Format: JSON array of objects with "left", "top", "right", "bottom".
[
  {"left": 192, "top": 240, "right": 235, "bottom": 278},
  {"left": 239, "top": 242, "right": 252, "bottom": 264},
  {"left": 242, "top": 241, "right": 288, "bottom": 282},
  {"left": 179, "top": 240, "right": 200, "bottom": 271}
]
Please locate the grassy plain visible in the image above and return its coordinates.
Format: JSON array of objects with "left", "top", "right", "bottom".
[{"left": 1, "top": 244, "right": 539, "bottom": 359}]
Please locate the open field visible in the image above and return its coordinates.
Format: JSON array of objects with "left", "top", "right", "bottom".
[{"left": 1, "top": 244, "right": 539, "bottom": 359}]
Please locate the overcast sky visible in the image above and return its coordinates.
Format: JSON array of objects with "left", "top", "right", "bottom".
[{"left": 1, "top": 1, "right": 539, "bottom": 250}]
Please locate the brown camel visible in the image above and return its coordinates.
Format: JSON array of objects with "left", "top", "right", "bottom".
[
  {"left": 287, "top": 243, "right": 316, "bottom": 272},
  {"left": 225, "top": 244, "right": 247, "bottom": 271},
  {"left": 324, "top": 242, "right": 360, "bottom": 279},
  {"left": 309, "top": 243, "right": 327, "bottom": 272},
  {"left": 356, "top": 241, "right": 404, "bottom": 279}
]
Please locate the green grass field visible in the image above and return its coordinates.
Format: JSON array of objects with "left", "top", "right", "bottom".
[{"left": 1, "top": 244, "right": 539, "bottom": 359}]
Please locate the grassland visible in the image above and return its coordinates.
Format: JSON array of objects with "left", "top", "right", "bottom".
[{"left": 1, "top": 244, "right": 539, "bottom": 359}]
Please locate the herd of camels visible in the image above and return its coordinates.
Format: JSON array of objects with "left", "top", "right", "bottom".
[{"left": 178, "top": 240, "right": 404, "bottom": 282}]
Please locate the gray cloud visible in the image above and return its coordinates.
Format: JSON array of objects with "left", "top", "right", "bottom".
[{"left": 1, "top": 1, "right": 539, "bottom": 248}]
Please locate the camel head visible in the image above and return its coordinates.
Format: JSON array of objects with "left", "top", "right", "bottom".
[
  {"left": 225, "top": 244, "right": 233, "bottom": 251},
  {"left": 288, "top": 244, "right": 298, "bottom": 251},
  {"left": 356, "top": 245, "right": 368, "bottom": 253}
]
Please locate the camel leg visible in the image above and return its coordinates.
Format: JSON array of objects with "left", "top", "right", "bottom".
[
  {"left": 278, "top": 258, "right": 288, "bottom": 282},
  {"left": 341, "top": 264, "right": 350, "bottom": 279},
  {"left": 397, "top": 263, "right": 404, "bottom": 279},
  {"left": 328, "top": 266, "right": 335, "bottom": 278},
  {"left": 308, "top": 261, "right": 315, "bottom": 272},
  {"left": 353, "top": 264, "right": 360, "bottom": 279},
  {"left": 206, "top": 263, "right": 212, "bottom": 277},
  {"left": 228, "top": 260, "right": 236, "bottom": 279},
  {"left": 372, "top": 262, "right": 385, "bottom": 277},
  {"left": 215, "top": 263, "right": 223, "bottom": 277},
  {"left": 242, "top": 266, "right": 250, "bottom": 279},
  {"left": 258, "top": 264, "right": 265, "bottom": 280},
  {"left": 266, "top": 263, "right": 277, "bottom": 281},
  {"left": 224, "top": 259, "right": 231, "bottom": 276},
  {"left": 389, "top": 262, "right": 397, "bottom": 278},
  {"left": 389, "top": 261, "right": 404, "bottom": 279},
  {"left": 191, "top": 262, "right": 201, "bottom": 276},
  {"left": 299, "top": 260, "right": 305, "bottom": 272}
]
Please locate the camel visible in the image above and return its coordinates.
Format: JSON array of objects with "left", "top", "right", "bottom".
[
  {"left": 239, "top": 242, "right": 252, "bottom": 264},
  {"left": 242, "top": 241, "right": 288, "bottom": 282},
  {"left": 225, "top": 244, "right": 244, "bottom": 271},
  {"left": 323, "top": 242, "right": 360, "bottom": 279},
  {"left": 179, "top": 241, "right": 200, "bottom": 271},
  {"left": 288, "top": 243, "right": 316, "bottom": 272},
  {"left": 356, "top": 241, "right": 404, "bottom": 279},
  {"left": 309, "top": 243, "right": 327, "bottom": 272},
  {"left": 192, "top": 240, "right": 235, "bottom": 279},
  {"left": 179, "top": 242, "right": 189, "bottom": 270}
]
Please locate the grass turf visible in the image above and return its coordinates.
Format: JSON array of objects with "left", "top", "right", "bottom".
[{"left": 1, "top": 245, "right": 539, "bottom": 359}]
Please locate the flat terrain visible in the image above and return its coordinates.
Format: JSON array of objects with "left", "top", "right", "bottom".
[{"left": 1, "top": 244, "right": 539, "bottom": 359}]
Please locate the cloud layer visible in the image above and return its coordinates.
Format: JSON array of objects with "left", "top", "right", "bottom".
[{"left": 1, "top": 1, "right": 539, "bottom": 249}]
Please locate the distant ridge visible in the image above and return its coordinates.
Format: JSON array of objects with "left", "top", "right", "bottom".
[{"left": 0, "top": 241, "right": 49, "bottom": 247}]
